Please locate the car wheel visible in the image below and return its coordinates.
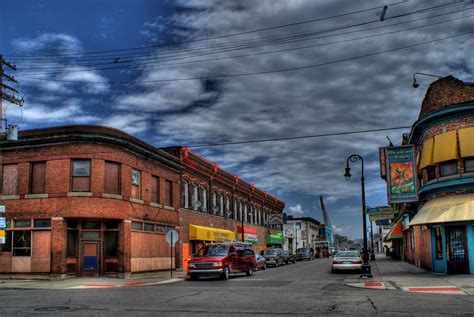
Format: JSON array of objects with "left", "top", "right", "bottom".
[
  {"left": 189, "top": 274, "right": 198, "bottom": 281},
  {"left": 222, "top": 267, "right": 230, "bottom": 280},
  {"left": 246, "top": 267, "right": 254, "bottom": 276}
]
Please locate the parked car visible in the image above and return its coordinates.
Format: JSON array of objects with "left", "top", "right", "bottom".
[
  {"left": 187, "top": 242, "right": 257, "bottom": 280},
  {"left": 255, "top": 254, "right": 267, "bottom": 270},
  {"left": 263, "top": 248, "right": 285, "bottom": 267},
  {"left": 296, "top": 248, "right": 314, "bottom": 261},
  {"left": 331, "top": 251, "right": 362, "bottom": 273},
  {"left": 283, "top": 251, "right": 296, "bottom": 264}
]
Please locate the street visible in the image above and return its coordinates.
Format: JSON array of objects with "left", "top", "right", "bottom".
[{"left": 2, "top": 258, "right": 473, "bottom": 316}]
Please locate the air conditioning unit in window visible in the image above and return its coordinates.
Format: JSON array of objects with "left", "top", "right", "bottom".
[
  {"left": 194, "top": 201, "right": 202, "bottom": 211},
  {"left": 212, "top": 205, "right": 220, "bottom": 215},
  {"left": 225, "top": 209, "right": 232, "bottom": 217}
]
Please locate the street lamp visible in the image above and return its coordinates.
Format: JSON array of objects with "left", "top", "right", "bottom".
[
  {"left": 344, "top": 154, "right": 373, "bottom": 278},
  {"left": 412, "top": 72, "right": 442, "bottom": 88}
]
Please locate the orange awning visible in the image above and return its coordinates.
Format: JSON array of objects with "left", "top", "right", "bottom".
[{"left": 384, "top": 218, "right": 403, "bottom": 241}]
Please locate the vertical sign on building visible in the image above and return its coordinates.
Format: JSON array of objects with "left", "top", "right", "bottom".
[
  {"left": 379, "top": 147, "right": 387, "bottom": 179},
  {"left": 385, "top": 146, "right": 418, "bottom": 203},
  {"left": 0, "top": 205, "right": 5, "bottom": 244}
]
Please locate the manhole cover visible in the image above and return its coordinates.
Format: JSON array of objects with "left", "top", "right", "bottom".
[{"left": 34, "top": 306, "right": 70, "bottom": 312}]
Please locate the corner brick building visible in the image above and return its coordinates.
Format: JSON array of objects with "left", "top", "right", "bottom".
[
  {"left": 0, "top": 126, "right": 183, "bottom": 278},
  {"left": 386, "top": 76, "right": 474, "bottom": 275},
  {"left": 0, "top": 125, "right": 285, "bottom": 278}
]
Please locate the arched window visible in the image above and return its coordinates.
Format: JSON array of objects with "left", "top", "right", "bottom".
[
  {"left": 182, "top": 181, "right": 189, "bottom": 209},
  {"left": 233, "top": 200, "right": 238, "bottom": 220},
  {"left": 219, "top": 194, "right": 224, "bottom": 216},
  {"left": 201, "top": 187, "right": 207, "bottom": 212},
  {"left": 225, "top": 196, "right": 231, "bottom": 217},
  {"left": 212, "top": 191, "right": 217, "bottom": 214},
  {"left": 192, "top": 184, "right": 198, "bottom": 210},
  {"left": 243, "top": 203, "right": 248, "bottom": 223}
]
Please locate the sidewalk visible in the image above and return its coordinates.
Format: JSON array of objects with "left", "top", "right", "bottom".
[
  {"left": 345, "top": 254, "right": 474, "bottom": 295},
  {"left": 0, "top": 271, "right": 186, "bottom": 290}
]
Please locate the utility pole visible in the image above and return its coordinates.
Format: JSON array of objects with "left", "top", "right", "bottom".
[{"left": 1, "top": 54, "right": 24, "bottom": 132}]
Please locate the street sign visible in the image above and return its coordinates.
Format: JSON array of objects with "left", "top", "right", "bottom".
[
  {"left": 0, "top": 217, "right": 6, "bottom": 228},
  {"left": 0, "top": 205, "right": 5, "bottom": 213},
  {"left": 166, "top": 229, "right": 179, "bottom": 246},
  {"left": 0, "top": 229, "right": 5, "bottom": 244}
]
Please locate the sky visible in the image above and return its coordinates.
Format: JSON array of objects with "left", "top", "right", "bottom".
[{"left": 1, "top": 0, "right": 473, "bottom": 239}]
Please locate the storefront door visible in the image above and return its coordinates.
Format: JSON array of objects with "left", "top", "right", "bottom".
[
  {"left": 81, "top": 242, "right": 99, "bottom": 275},
  {"left": 446, "top": 225, "right": 469, "bottom": 274}
]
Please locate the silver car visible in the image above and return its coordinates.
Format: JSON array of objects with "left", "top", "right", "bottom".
[
  {"left": 331, "top": 251, "right": 362, "bottom": 273},
  {"left": 255, "top": 254, "right": 267, "bottom": 270}
]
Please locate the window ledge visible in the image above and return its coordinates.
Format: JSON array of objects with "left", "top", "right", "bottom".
[
  {"left": 67, "top": 192, "right": 93, "bottom": 197},
  {"left": 0, "top": 195, "right": 20, "bottom": 200},
  {"left": 150, "top": 202, "right": 163, "bottom": 208},
  {"left": 130, "top": 198, "right": 144, "bottom": 204},
  {"left": 25, "top": 194, "right": 49, "bottom": 199},
  {"left": 102, "top": 193, "right": 123, "bottom": 200},
  {"left": 164, "top": 206, "right": 175, "bottom": 211}
]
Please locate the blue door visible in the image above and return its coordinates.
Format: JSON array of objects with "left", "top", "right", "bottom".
[{"left": 82, "top": 242, "right": 99, "bottom": 273}]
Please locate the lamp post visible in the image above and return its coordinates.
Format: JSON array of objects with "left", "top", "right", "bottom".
[
  {"left": 344, "top": 154, "right": 373, "bottom": 278},
  {"left": 412, "top": 72, "right": 442, "bottom": 88}
]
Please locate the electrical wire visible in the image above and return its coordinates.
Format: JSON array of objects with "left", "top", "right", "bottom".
[{"left": 18, "top": 30, "right": 473, "bottom": 85}]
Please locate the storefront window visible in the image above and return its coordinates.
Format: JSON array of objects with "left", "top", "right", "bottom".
[
  {"left": 439, "top": 161, "right": 457, "bottom": 177},
  {"left": 104, "top": 231, "right": 118, "bottom": 257},
  {"left": 435, "top": 227, "right": 443, "bottom": 260},
  {"left": 12, "top": 230, "right": 31, "bottom": 256},
  {"left": 464, "top": 158, "right": 474, "bottom": 173},
  {"left": 33, "top": 219, "right": 51, "bottom": 228}
]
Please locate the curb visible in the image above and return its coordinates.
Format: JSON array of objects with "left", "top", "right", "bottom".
[{"left": 345, "top": 281, "right": 467, "bottom": 295}]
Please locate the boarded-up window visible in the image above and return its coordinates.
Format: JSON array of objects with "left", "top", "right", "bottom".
[
  {"left": 72, "top": 160, "right": 91, "bottom": 192},
  {"left": 30, "top": 162, "right": 46, "bottom": 194},
  {"left": 151, "top": 176, "right": 159, "bottom": 203},
  {"left": 164, "top": 180, "right": 173, "bottom": 207},
  {"left": 104, "top": 161, "right": 120, "bottom": 195},
  {"left": 1, "top": 164, "right": 18, "bottom": 195}
]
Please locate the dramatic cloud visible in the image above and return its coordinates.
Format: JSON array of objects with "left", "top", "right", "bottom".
[{"left": 289, "top": 204, "right": 305, "bottom": 215}]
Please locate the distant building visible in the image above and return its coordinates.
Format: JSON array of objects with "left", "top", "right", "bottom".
[{"left": 284, "top": 216, "right": 320, "bottom": 253}]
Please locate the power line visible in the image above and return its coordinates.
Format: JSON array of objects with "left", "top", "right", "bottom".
[
  {"left": 186, "top": 126, "right": 413, "bottom": 148},
  {"left": 14, "top": 2, "right": 464, "bottom": 68},
  {"left": 18, "top": 10, "right": 474, "bottom": 76},
  {"left": 5, "top": 1, "right": 410, "bottom": 59},
  {"left": 19, "top": 30, "right": 473, "bottom": 85}
]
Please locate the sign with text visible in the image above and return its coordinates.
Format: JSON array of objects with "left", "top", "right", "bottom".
[
  {"left": 0, "top": 217, "right": 6, "bottom": 228},
  {"left": 379, "top": 147, "right": 387, "bottom": 179},
  {"left": 0, "top": 229, "right": 5, "bottom": 244},
  {"left": 0, "top": 205, "right": 5, "bottom": 213},
  {"left": 385, "top": 146, "right": 418, "bottom": 203},
  {"left": 268, "top": 214, "right": 283, "bottom": 225},
  {"left": 367, "top": 206, "right": 395, "bottom": 221}
]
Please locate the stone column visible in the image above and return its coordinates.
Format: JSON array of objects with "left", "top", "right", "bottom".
[
  {"left": 50, "top": 217, "right": 67, "bottom": 280},
  {"left": 118, "top": 219, "right": 132, "bottom": 278}
]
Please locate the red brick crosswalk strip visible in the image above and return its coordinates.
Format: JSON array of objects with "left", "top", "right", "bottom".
[
  {"left": 365, "top": 282, "right": 384, "bottom": 287},
  {"left": 408, "top": 287, "right": 461, "bottom": 292}
]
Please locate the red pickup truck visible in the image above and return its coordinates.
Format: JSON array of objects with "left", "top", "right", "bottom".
[{"left": 187, "top": 242, "right": 257, "bottom": 280}]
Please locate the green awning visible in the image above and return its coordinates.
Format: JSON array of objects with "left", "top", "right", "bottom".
[{"left": 266, "top": 234, "right": 283, "bottom": 244}]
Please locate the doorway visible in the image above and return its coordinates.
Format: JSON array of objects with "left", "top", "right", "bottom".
[
  {"left": 446, "top": 225, "right": 469, "bottom": 274},
  {"left": 81, "top": 242, "right": 100, "bottom": 275}
]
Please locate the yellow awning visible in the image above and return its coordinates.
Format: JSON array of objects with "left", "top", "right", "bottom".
[
  {"left": 419, "top": 137, "right": 434, "bottom": 169},
  {"left": 409, "top": 193, "right": 474, "bottom": 226},
  {"left": 432, "top": 130, "right": 458, "bottom": 164},
  {"left": 189, "top": 224, "right": 235, "bottom": 241},
  {"left": 458, "top": 127, "right": 474, "bottom": 158}
]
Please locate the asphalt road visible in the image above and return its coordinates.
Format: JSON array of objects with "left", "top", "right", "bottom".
[{"left": 2, "top": 258, "right": 474, "bottom": 316}]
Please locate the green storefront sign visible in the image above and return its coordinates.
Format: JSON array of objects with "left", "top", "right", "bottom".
[{"left": 266, "top": 233, "right": 284, "bottom": 245}]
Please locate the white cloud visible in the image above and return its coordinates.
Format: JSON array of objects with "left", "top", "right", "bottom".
[
  {"left": 289, "top": 204, "right": 304, "bottom": 214},
  {"left": 12, "top": 33, "right": 82, "bottom": 54},
  {"left": 102, "top": 113, "right": 150, "bottom": 135}
]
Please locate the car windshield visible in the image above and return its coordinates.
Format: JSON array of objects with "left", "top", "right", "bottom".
[
  {"left": 197, "top": 245, "right": 228, "bottom": 256},
  {"left": 335, "top": 252, "right": 359, "bottom": 258},
  {"left": 264, "top": 249, "right": 277, "bottom": 255}
]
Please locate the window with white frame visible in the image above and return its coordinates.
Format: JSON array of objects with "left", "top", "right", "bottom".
[
  {"left": 192, "top": 184, "right": 198, "bottom": 210},
  {"left": 219, "top": 193, "right": 224, "bottom": 215},
  {"left": 234, "top": 200, "right": 238, "bottom": 220},
  {"left": 201, "top": 187, "right": 207, "bottom": 212},
  {"left": 244, "top": 203, "right": 248, "bottom": 223},
  {"left": 182, "top": 181, "right": 189, "bottom": 209},
  {"left": 212, "top": 191, "right": 217, "bottom": 214}
]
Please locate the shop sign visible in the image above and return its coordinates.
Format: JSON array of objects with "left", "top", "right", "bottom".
[
  {"left": 379, "top": 147, "right": 387, "bottom": 179},
  {"left": 266, "top": 234, "right": 283, "bottom": 245},
  {"left": 367, "top": 206, "right": 395, "bottom": 221},
  {"left": 239, "top": 233, "right": 258, "bottom": 244},
  {"left": 283, "top": 227, "right": 293, "bottom": 238},
  {"left": 385, "top": 146, "right": 418, "bottom": 203},
  {"left": 0, "top": 217, "right": 6, "bottom": 228},
  {"left": 0, "top": 205, "right": 5, "bottom": 213},
  {"left": 189, "top": 225, "right": 236, "bottom": 241},
  {"left": 0, "top": 230, "right": 5, "bottom": 244},
  {"left": 268, "top": 214, "right": 283, "bottom": 225}
]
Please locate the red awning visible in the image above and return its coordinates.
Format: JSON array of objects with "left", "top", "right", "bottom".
[{"left": 384, "top": 219, "right": 403, "bottom": 241}]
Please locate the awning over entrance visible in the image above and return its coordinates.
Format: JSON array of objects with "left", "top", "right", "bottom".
[
  {"left": 384, "top": 219, "right": 403, "bottom": 241},
  {"left": 266, "top": 233, "right": 283, "bottom": 245},
  {"left": 237, "top": 226, "right": 258, "bottom": 244},
  {"left": 409, "top": 193, "right": 474, "bottom": 226},
  {"left": 189, "top": 225, "right": 235, "bottom": 241}
]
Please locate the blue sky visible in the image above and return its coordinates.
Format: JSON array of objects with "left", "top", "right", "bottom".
[{"left": 1, "top": 0, "right": 473, "bottom": 239}]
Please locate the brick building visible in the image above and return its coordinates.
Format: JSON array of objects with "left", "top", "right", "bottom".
[
  {"left": 0, "top": 126, "right": 183, "bottom": 278},
  {"left": 162, "top": 147, "right": 285, "bottom": 270},
  {"left": 385, "top": 76, "right": 474, "bottom": 274},
  {"left": 0, "top": 125, "right": 285, "bottom": 278}
]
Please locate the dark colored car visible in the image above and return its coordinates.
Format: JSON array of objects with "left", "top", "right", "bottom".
[
  {"left": 256, "top": 254, "right": 267, "bottom": 270},
  {"left": 296, "top": 248, "right": 314, "bottom": 261},
  {"left": 283, "top": 251, "right": 296, "bottom": 264},
  {"left": 187, "top": 243, "right": 257, "bottom": 280},
  {"left": 263, "top": 248, "right": 285, "bottom": 267}
]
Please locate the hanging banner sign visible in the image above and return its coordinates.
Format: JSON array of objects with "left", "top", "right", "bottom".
[
  {"left": 385, "top": 145, "right": 418, "bottom": 203},
  {"left": 268, "top": 214, "right": 283, "bottom": 225},
  {"left": 367, "top": 206, "right": 395, "bottom": 221},
  {"left": 379, "top": 147, "right": 387, "bottom": 179}
]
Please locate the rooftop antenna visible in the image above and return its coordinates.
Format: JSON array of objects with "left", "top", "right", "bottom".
[{"left": 386, "top": 136, "right": 394, "bottom": 147}]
